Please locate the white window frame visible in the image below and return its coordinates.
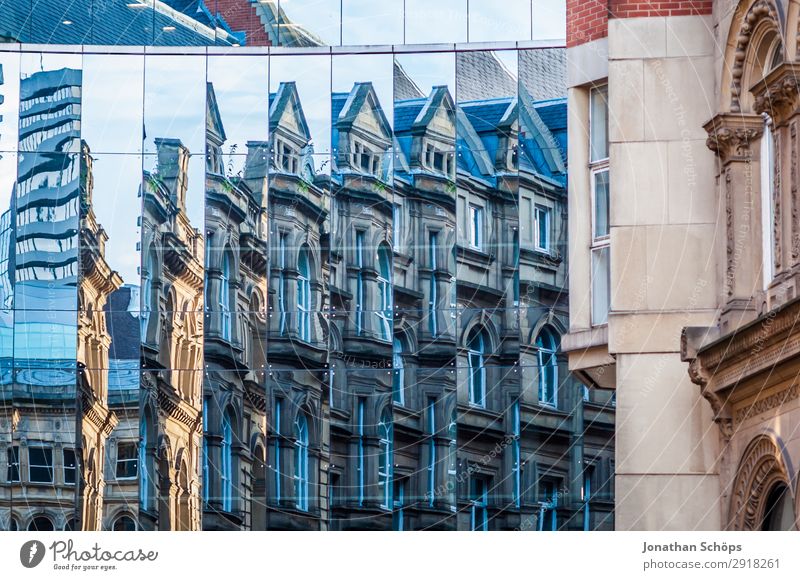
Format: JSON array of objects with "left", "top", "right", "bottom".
[
  {"left": 7, "top": 445, "right": 19, "bottom": 482},
  {"left": 589, "top": 83, "right": 611, "bottom": 327},
  {"left": 761, "top": 117, "right": 776, "bottom": 290},
  {"left": 297, "top": 248, "right": 311, "bottom": 342},
  {"left": 278, "top": 233, "right": 287, "bottom": 335},
  {"left": 469, "top": 204, "right": 484, "bottom": 250},
  {"left": 219, "top": 252, "right": 232, "bottom": 341},
  {"left": 115, "top": 441, "right": 139, "bottom": 481},
  {"left": 468, "top": 331, "right": 487, "bottom": 408},
  {"left": 534, "top": 205, "right": 551, "bottom": 253},
  {"left": 357, "top": 399, "right": 365, "bottom": 506},
  {"left": 62, "top": 448, "right": 76, "bottom": 486}
]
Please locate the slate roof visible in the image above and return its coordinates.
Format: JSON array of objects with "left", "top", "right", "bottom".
[
  {"left": 456, "top": 50, "right": 518, "bottom": 101},
  {"left": 0, "top": 0, "right": 241, "bottom": 46},
  {"left": 393, "top": 61, "right": 424, "bottom": 101},
  {"left": 519, "top": 48, "right": 567, "bottom": 102}
]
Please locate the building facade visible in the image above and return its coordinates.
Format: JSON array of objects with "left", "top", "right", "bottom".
[
  {"left": 565, "top": 0, "right": 800, "bottom": 530},
  {"left": 0, "top": 1, "right": 613, "bottom": 532}
]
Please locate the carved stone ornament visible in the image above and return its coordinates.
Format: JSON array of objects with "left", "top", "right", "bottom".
[
  {"left": 705, "top": 114, "right": 764, "bottom": 162},
  {"left": 728, "top": 435, "right": 790, "bottom": 530},
  {"left": 752, "top": 75, "right": 800, "bottom": 123}
]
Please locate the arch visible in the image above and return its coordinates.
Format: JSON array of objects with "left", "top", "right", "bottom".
[
  {"left": 535, "top": 325, "right": 560, "bottom": 407},
  {"left": 27, "top": 515, "right": 54, "bottom": 531},
  {"left": 728, "top": 434, "right": 795, "bottom": 530},
  {"left": 761, "top": 482, "right": 797, "bottom": 530},
  {"left": 461, "top": 313, "right": 499, "bottom": 355},
  {"left": 112, "top": 514, "right": 137, "bottom": 531},
  {"left": 722, "top": 0, "right": 785, "bottom": 112}
]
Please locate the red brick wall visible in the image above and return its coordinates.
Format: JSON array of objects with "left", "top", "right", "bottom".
[
  {"left": 213, "top": 0, "right": 272, "bottom": 46},
  {"left": 567, "top": 1, "right": 713, "bottom": 48}
]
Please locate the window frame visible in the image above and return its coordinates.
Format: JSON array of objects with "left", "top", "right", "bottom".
[
  {"left": 297, "top": 246, "right": 312, "bottom": 342},
  {"left": 536, "top": 328, "right": 559, "bottom": 408},
  {"left": 429, "top": 230, "right": 439, "bottom": 336},
  {"left": 589, "top": 83, "right": 610, "bottom": 327},
  {"left": 468, "top": 203, "right": 484, "bottom": 250},
  {"left": 378, "top": 410, "right": 393, "bottom": 510},
  {"left": 392, "top": 338, "right": 405, "bottom": 405},
  {"left": 28, "top": 446, "right": 54, "bottom": 484},
  {"left": 470, "top": 477, "right": 489, "bottom": 531},
  {"left": 293, "top": 412, "right": 309, "bottom": 512},
  {"left": 534, "top": 205, "right": 551, "bottom": 253},
  {"left": 221, "top": 411, "right": 233, "bottom": 512},
  {"left": 7, "top": 445, "right": 20, "bottom": 483},
  {"left": 467, "top": 329, "right": 487, "bottom": 408},
  {"left": 376, "top": 244, "right": 392, "bottom": 341},
  {"left": 115, "top": 442, "right": 139, "bottom": 481}
]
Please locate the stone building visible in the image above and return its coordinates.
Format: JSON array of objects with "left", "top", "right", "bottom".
[{"left": 565, "top": 0, "right": 800, "bottom": 530}]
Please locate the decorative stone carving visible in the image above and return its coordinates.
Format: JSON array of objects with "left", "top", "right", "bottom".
[
  {"left": 730, "top": 0, "right": 782, "bottom": 112},
  {"left": 705, "top": 125, "right": 763, "bottom": 162},
  {"left": 773, "top": 127, "right": 782, "bottom": 271},
  {"left": 753, "top": 75, "right": 800, "bottom": 123},
  {"left": 792, "top": 122, "right": 799, "bottom": 264},
  {"left": 728, "top": 435, "right": 790, "bottom": 530}
]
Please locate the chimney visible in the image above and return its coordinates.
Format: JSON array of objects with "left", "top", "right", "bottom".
[
  {"left": 154, "top": 138, "right": 190, "bottom": 209},
  {"left": 243, "top": 141, "right": 269, "bottom": 203}
]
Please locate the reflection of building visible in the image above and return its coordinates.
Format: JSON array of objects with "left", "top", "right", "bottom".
[{"left": 565, "top": 1, "right": 799, "bottom": 531}]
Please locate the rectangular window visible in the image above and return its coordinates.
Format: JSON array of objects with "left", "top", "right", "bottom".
[
  {"left": 592, "top": 169, "right": 610, "bottom": 240},
  {"left": 590, "top": 85, "right": 609, "bottom": 162},
  {"left": 539, "top": 480, "right": 559, "bottom": 531},
  {"left": 278, "top": 233, "right": 287, "bottom": 335},
  {"left": 355, "top": 231, "right": 365, "bottom": 335},
  {"left": 63, "top": 448, "right": 77, "bottom": 485},
  {"left": 429, "top": 231, "right": 439, "bottom": 336},
  {"left": 392, "top": 203, "right": 403, "bottom": 250},
  {"left": 534, "top": 205, "right": 550, "bottom": 252},
  {"left": 274, "top": 399, "right": 282, "bottom": 503},
  {"left": 512, "top": 402, "right": 521, "bottom": 508},
  {"left": 116, "top": 442, "right": 138, "bottom": 480},
  {"left": 591, "top": 246, "right": 610, "bottom": 326},
  {"left": 469, "top": 204, "right": 483, "bottom": 250},
  {"left": 470, "top": 477, "right": 489, "bottom": 531},
  {"left": 29, "top": 447, "right": 53, "bottom": 484},
  {"left": 392, "top": 479, "right": 406, "bottom": 531},
  {"left": 357, "top": 398, "right": 365, "bottom": 506},
  {"left": 583, "top": 466, "right": 595, "bottom": 531},
  {"left": 427, "top": 397, "right": 437, "bottom": 506},
  {"left": 7, "top": 446, "right": 19, "bottom": 482}
]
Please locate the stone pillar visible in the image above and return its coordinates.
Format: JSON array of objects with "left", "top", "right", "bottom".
[{"left": 704, "top": 113, "right": 764, "bottom": 334}]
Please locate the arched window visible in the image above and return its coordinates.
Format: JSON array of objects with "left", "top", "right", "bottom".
[
  {"left": 221, "top": 410, "right": 233, "bottom": 512},
  {"left": 297, "top": 247, "right": 311, "bottom": 342},
  {"left": 28, "top": 516, "right": 53, "bottom": 531},
  {"left": 219, "top": 252, "right": 232, "bottom": 340},
  {"left": 429, "top": 231, "right": 439, "bottom": 336},
  {"left": 536, "top": 327, "right": 559, "bottom": 407},
  {"left": 112, "top": 515, "right": 137, "bottom": 531},
  {"left": 9, "top": 518, "right": 18, "bottom": 531},
  {"left": 378, "top": 408, "right": 393, "bottom": 510},
  {"left": 392, "top": 338, "right": 405, "bottom": 405},
  {"left": 467, "top": 327, "right": 489, "bottom": 407},
  {"left": 294, "top": 412, "right": 309, "bottom": 511},
  {"left": 376, "top": 244, "right": 392, "bottom": 341},
  {"left": 762, "top": 483, "right": 796, "bottom": 531}
]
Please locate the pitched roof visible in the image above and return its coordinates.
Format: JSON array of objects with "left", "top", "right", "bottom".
[
  {"left": 518, "top": 48, "right": 566, "bottom": 102},
  {"left": 456, "top": 51, "right": 518, "bottom": 101}
]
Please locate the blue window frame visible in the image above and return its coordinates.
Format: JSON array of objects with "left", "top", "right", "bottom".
[
  {"left": 429, "top": 231, "right": 439, "bottom": 336},
  {"left": 355, "top": 231, "right": 366, "bottom": 335},
  {"left": 221, "top": 410, "right": 233, "bottom": 511},
  {"left": 470, "top": 478, "right": 488, "bottom": 531},
  {"left": 357, "top": 398, "right": 365, "bottom": 505},
  {"left": 467, "top": 327, "right": 488, "bottom": 407},
  {"left": 512, "top": 401, "right": 521, "bottom": 508},
  {"left": 378, "top": 409, "right": 392, "bottom": 509},
  {"left": 297, "top": 247, "right": 311, "bottom": 342},
  {"left": 376, "top": 244, "right": 392, "bottom": 341},
  {"left": 427, "top": 397, "right": 436, "bottom": 506},
  {"left": 220, "top": 252, "right": 232, "bottom": 340},
  {"left": 294, "top": 412, "right": 309, "bottom": 511},
  {"left": 536, "top": 327, "right": 559, "bottom": 407},
  {"left": 392, "top": 338, "right": 404, "bottom": 405}
]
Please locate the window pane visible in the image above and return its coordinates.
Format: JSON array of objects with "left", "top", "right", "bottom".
[
  {"left": 533, "top": 0, "right": 566, "bottom": 40},
  {"left": 590, "top": 86, "right": 609, "bottom": 162},
  {"left": 594, "top": 170, "right": 609, "bottom": 238},
  {"left": 591, "top": 246, "right": 610, "bottom": 325}
]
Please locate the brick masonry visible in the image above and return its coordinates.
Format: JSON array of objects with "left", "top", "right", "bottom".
[
  {"left": 567, "top": 0, "right": 712, "bottom": 47},
  {"left": 212, "top": 0, "right": 272, "bottom": 46}
]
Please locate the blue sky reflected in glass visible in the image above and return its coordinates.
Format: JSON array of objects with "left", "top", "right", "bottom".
[
  {"left": 405, "top": 0, "right": 467, "bottom": 45},
  {"left": 269, "top": 54, "right": 331, "bottom": 168},
  {"left": 533, "top": 0, "right": 566, "bottom": 40},
  {"left": 468, "top": 0, "right": 532, "bottom": 42},
  {"left": 279, "top": 0, "right": 341, "bottom": 45},
  {"left": 342, "top": 0, "right": 403, "bottom": 46},
  {"left": 332, "top": 53, "right": 394, "bottom": 129},
  {"left": 395, "top": 52, "right": 455, "bottom": 101},
  {"left": 0, "top": 53, "right": 19, "bottom": 215}
]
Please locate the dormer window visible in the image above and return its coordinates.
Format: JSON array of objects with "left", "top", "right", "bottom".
[
  {"left": 275, "top": 138, "right": 298, "bottom": 174},
  {"left": 425, "top": 142, "right": 454, "bottom": 177},
  {"left": 352, "top": 140, "right": 381, "bottom": 176}
]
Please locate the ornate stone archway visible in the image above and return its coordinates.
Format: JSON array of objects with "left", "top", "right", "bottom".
[{"left": 728, "top": 435, "right": 793, "bottom": 530}]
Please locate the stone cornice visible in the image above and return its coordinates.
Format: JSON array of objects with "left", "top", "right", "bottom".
[{"left": 704, "top": 113, "right": 764, "bottom": 162}]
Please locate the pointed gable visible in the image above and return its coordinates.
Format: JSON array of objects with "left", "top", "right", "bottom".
[
  {"left": 269, "top": 81, "right": 312, "bottom": 145},
  {"left": 206, "top": 82, "right": 227, "bottom": 148},
  {"left": 335, "top": 82, "right": 392, "bottom": 144}
]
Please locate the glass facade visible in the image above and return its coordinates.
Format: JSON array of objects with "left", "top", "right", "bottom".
[{"left": 0, "top": 0, "right": 614, "bottom": 533}]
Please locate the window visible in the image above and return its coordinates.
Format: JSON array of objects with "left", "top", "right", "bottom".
[
  {"left": 28, "top": 516, "right": 54, "bottom": 531},
  {"left": 141, "top": 253, "right": 154, "bottom": 339},
  {"left": 429, "top": 231, "right": 439, "bottom": 336},
  {"left": 470, "top": 478, "right": 488, "bottom": 531},
  {"left": 469, "top": 204, "right": 483, "bottom": 250},
  {"left": 761, "top": 117, "right": 776, "bottom": 290},
  {"left": 536, "top": 327, "right": 559, "bottom": 407},
  {"left": 297, "top": 247, "right": 311, "bottom": 342},
  {"left": 539, "top": 481, "right": 558, "bottom": 531},
  {"left": 512, "top": 402, "right": 521, "bottom": 508},
  {"left": 113, "top": 516, "right": 136, "bottom": 531},
  {"left": 202, "top": 399, "right": 209, "bottom": 503},
  {"left": 274, "top": 399, "right": 282, "bottom": 503},
  {"left": 376, "top": 244, "right": 392, "bottom": 341},
  {"left": 29, "top": 447, "right": 53, "bottom": 483},
  {"left": 583, "top": 466, "right": 595, "bottom": 531},
  {"left": 392, "top": 204, "right": 403, "bottom": 250},
  {"left": 392, "top": 480, "right": 406, "bottom": 531},
  {"left": 447, "top": 412, "right": 457, "bottom": 511},
  {"left": 116, "top": 442, "right": 138, "bottom": 480},
  {"left": 378, "top": 409, "right": 393, "bottom": 510},
  {"left": 427, "top": 397, "right": 437, "bottom": 507},
  {"left": 278, "top": 233, "right": 288, "bottom": 335},
  {"left": 139, "top": 415, "right": 149, "bottom": 508},
  {"left": 534, "top": 206, "right": 550, "bottom": 252},
  {"left": 357, "top": 398, "right": 365, "bottom": 505},
  {"left": 761, "top": 483, "right": 796, "bottom": 531},
  {"left": 219, "top": 252, "right": 232, "bottom": 340},
  {"left": 590, "top": 85, "right": 609, "bottom": 162},
  {"left": 590, "top": 84, "right": 610, "bottom": 326},
  {"left": 61, "top": 448, "right": 76, "bottom": 486},
  {"left": 467, "top": 327, "right": 488, "bottom": 407},
  {"left": 221, "top": 411, "right": 233, "bottom": 512},
  {"left": 7, "top": 446, "right": 19, "bottom": 482},
  {"left": 392, "top": 338, "right": 405, "bottom": 405},
  {"left": 64, "top": 519, "right": 76, "bottom": 531},
  {"left": 294, "top": 412, "right": 309, "bottom": 511},
  {"left": 355, "top": 231, "right": 366, "bottom": 335}
]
